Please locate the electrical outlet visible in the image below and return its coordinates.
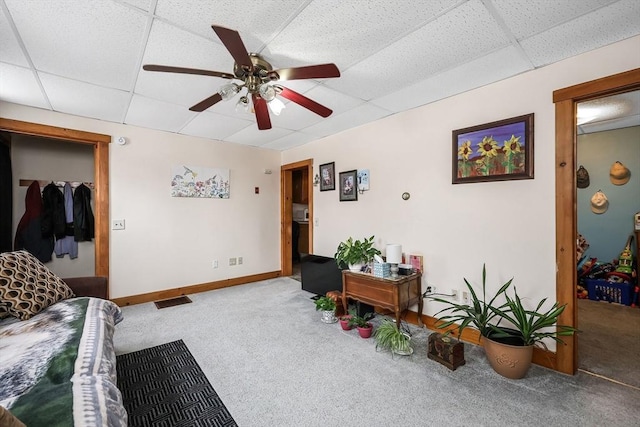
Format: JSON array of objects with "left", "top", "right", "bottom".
[
  {"left": 462, "top": 291, "right": 470, "bottom": 305},
  {"left": 229, "top": 257, "right": 236, "bottom": 266},
  {"left": 238, "top": 257, "right": 243, "bottom": 265},
  {"left": 451, "top": 289, "right": 459, "bottom": 300},
  {"left": 212, "top": 260, "right": 218, "bottom": 269}
]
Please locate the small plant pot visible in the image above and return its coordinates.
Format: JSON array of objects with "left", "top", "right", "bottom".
[
  {"left": 320, "top": 310, "right": 337, "bottom": 324},
  {"left": 339, "top": 315, "right": 353, "bottom": 330},
  {"left": 357, "top": 323, "right": 373, "bottom": 338}
]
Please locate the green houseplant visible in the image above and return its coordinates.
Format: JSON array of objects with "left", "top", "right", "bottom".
[
  {"left": 334, "top": 235, "right": 381, "bottom": 271},
  {"left": 373, "top": 319, "right": 412, "bottom": 356},
  {"left": 429, "top": 264, "right": 578, "bottom": 379},
  {"left": 428, "top": 264, "right": 512, "bottom": 339},
  {"left": 314, "top": 296, "right": 337, "bottom": 324},
  {"left": 348, "top": 312, "right": 374, "bottom": 338}
]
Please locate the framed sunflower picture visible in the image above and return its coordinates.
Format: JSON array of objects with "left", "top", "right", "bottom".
[{"left": 452, "top": 113, "right": 534, "bottom": 184}]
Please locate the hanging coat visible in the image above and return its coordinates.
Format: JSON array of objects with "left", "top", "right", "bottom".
[
  {"left": 54, "top": 182, "right": 78, "bottom": 259},
  {"left": 73, "top": 183, "right": 94, "bottom": 242},
  {"left": 14, "top": 180, "right": 54, "bottom": 262},
  {"left": 41, "top": 182, "right": 66, "bottom": 239}
]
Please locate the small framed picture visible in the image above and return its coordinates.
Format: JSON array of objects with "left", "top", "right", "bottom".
[
  {"left": 339, "top": 170, "right": 358, "bottom": 202},
  {"left": 319, "top": 162, "right": 335, "bottom": 191}
]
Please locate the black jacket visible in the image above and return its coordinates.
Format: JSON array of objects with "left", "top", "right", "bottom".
[
  {"left": 41, "top": 182, "right": 66, "bottom": 239},
  {"left": 73, "top": 184, "right": 94, "bottom": 242}
]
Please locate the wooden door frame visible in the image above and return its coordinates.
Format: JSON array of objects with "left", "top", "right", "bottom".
[
  {"left": 281, "top": 159, "right": 313, "bottom": 276},
  {"left": 0, "top": 118, "right": 111, "bottom": 295},
  {"left": 554, "top": 68, "right": 640, "bottom": 374}
]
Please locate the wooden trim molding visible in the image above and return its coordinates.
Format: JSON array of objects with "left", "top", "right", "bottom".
[
  {"left": 553, "top": 67, "right": 640, "bottom": 375},
  {"left": 111, "top": 270, "right": 281, "bottom": 307},
  {"left": 280, "top": 159, "right": 313, "bottom": 277},
  {"left": 0, "top": 118, "right": 111, "bottom": 295}
]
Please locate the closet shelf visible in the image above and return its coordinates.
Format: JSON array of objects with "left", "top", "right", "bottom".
[{"left": 19, "top": 179, "right": 94, "bottom": 190}]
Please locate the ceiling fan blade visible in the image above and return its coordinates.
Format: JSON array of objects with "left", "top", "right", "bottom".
[
  {"left": 189, "top": 93, "right": 223, "bottom": 112},
  {"left": 278, "top": 87, "right": 333, "bottom": 118},
  {"left": 212, "top": 25, "right": 253, "bottom": 72},
  {"left": 270, "top": 63, "right": 340, "bottom": 81},
  {"left": 143, "top": 64, "right": 234, "bottom": 79},
  {"left": 252, "top": 94, "right": 272, "bottom": 130}
]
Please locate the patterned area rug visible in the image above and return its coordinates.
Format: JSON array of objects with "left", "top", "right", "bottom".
[{"left": 117, "top": 340, "right": 237, "bottom": 426}]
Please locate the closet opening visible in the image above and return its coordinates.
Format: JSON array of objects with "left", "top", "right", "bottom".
[{"left": 0, "top": 118, "right": 111, "bottom": 295}]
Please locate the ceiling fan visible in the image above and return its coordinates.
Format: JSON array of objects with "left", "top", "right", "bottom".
[{"left": 143, "top": 25, "right": 341, "bottom": 130}]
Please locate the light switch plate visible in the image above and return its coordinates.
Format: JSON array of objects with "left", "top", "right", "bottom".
[{"left": 112, "top": 219, "right": 125, "bottom": 230}]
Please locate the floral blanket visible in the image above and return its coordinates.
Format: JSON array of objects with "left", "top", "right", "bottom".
[{"left": 0, "top": 297, "right": 126, "bottom": 426}]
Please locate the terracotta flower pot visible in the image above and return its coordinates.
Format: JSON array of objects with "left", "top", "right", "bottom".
[
  {"left": 357, "top": 323, "right": 373, "bottom": 339},
  {"left": 481, "top": 335, "right": 533, "bottom": 379}
]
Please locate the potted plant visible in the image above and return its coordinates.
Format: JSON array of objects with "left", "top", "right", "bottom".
[
  {"left": 374, "top": 319, "right": 413, "bottom": 356},
  {"left": 482, "top": 287, "right": 579, "bottom": 379},
  {"left": 428, "top": 264, "right": 512, "bottom": 339},
  {"left": 338, "top": 312, "right": 354, "bottom": 330},
  {"left": 348, "top": 312, "right": 374, "bottom": 338},
  {"left": 334, "top": 235, "right": 381, "bottom": 272},
  {"left": 429, "top": 264, "right": 578, "bottom": 379},
  {"left": 314, "top": 296, "right": 337, "bottom": 324}
]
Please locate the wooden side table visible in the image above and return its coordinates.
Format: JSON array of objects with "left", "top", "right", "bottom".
[{"left": 341, "top": 270, "right": 423, "bottom": 328}]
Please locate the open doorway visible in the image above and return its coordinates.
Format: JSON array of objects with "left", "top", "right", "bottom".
[
  {"left": 575, "top": 90, "right": 640, "bottom": 388},
  {"left": 280, "top": 159, "right": 313, "bottom": 278},
  {"left": 554, "top": 68, "right": 640, "bottom": 375},
  {"left": 0, "top": 118, "right": 111, "bottom": 293}
]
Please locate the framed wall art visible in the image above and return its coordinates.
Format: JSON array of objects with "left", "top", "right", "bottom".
[
  {"left": 452, "top": 113, "right": 534, "bottom": 184},
  {"left": 339, "top": 170, "right": 358, "bottom": 201},
  {"left": 171, "top": 165, "right": 230, "bottom": 198},
  {"left": 319, "top": 162, "right": 335, "bottom": 191}
]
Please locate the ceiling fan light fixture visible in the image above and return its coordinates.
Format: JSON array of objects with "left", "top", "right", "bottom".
[
  {"left": 235, "top": 95, "right": 251, "bottom": 113},
  {"left": 268, "top": 97, "right": 286, "bottom": 116},
  {"left": 259, "top": 84, "right": 276, "bottom": 102},
  {"left": 219, "top": 83, "right": 240, "bottom": 100}
]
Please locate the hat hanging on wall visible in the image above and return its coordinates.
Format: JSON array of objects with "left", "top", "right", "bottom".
[
  {"left": 576, "top": 165, "right": 590, "bottom": 188},
  {"left": 609, "top": 161, "right": 630, "bottom": 185},
  {"left": 590, "top": 190, "right": 609, "bottom": 214}
]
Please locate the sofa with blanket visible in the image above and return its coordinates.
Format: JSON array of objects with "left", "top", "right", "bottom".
[{"left": 0, "top": 250, "right": 127, "bottom": 427}]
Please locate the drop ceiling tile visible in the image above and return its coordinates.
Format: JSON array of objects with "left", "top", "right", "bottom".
[
  {"left": 179, "top": 110, "right": 254, "bottom": 140},
  {"left": 370, "top": 45, "right": 532, "bottom": 112},
  {"left": 39, "top": 73, "right": 131, "bottom": 122},
  {"left": 301, "top": 85, "right": 365, "bottom": 115},
  {"left": 126, "top": 94, "right": 197, "bottom": 132},
  {"left": 325, "top": 0, "right": 510, "bottom": 100},
  {"left": 302, "top": 103, "right": 393, "bottom": 138},
  {"left": 520, "top": 0, "right": 640, "bottom": 67},
  {"left": 120, "top": 0, "right": 155, "bottom": 13},
  {"left": 266, "top": 0, "right": 460, "bottom": 69},
  {"left": 224, "top": 125, "right": 292, "bottom": 147},
  {"left": 0, "top": 63, "right": 49, "bottom": 109},
  {"left": 136, "top": 19, "right": 245, "bottom": 108},
  {"left": 4, "top": 0, "right": 148, "bottom": 90},
  {"left": 261, "top": 131, "right": 319, "bottom": 151},
  {"left": 492, "top": 0, "right": 619, "bottom": 40},
  {"left": 0, "top": 8, "right": 29, "bottom": 67},
  {"left": 155, "top": 0, "right": 307, "bottom": 44},
  {"left": 578, "top": 115, "right": 640, "bottom": 134}
]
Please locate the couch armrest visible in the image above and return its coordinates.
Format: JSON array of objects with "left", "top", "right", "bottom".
[{"left": 62, "top": 276, "right": 108, "bottom": 299}]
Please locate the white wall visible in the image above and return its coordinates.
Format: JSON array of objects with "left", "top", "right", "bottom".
[
  {"left": 11, "top": 135, "right": 95, "bottom": 277},
  {"left": 0, "top": 103, "right": 282, "bottom": 299},
  {"left": 282, "top": 36, "right": 640, "bottom": 328}
]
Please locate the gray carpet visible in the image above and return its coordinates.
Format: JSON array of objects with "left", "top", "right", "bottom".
[
  {"left": 578, "top": 298, "right": 640, "bottom": 389},
  {"left": 114, "top": 277, "right": 639, "bottom": 427}
]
